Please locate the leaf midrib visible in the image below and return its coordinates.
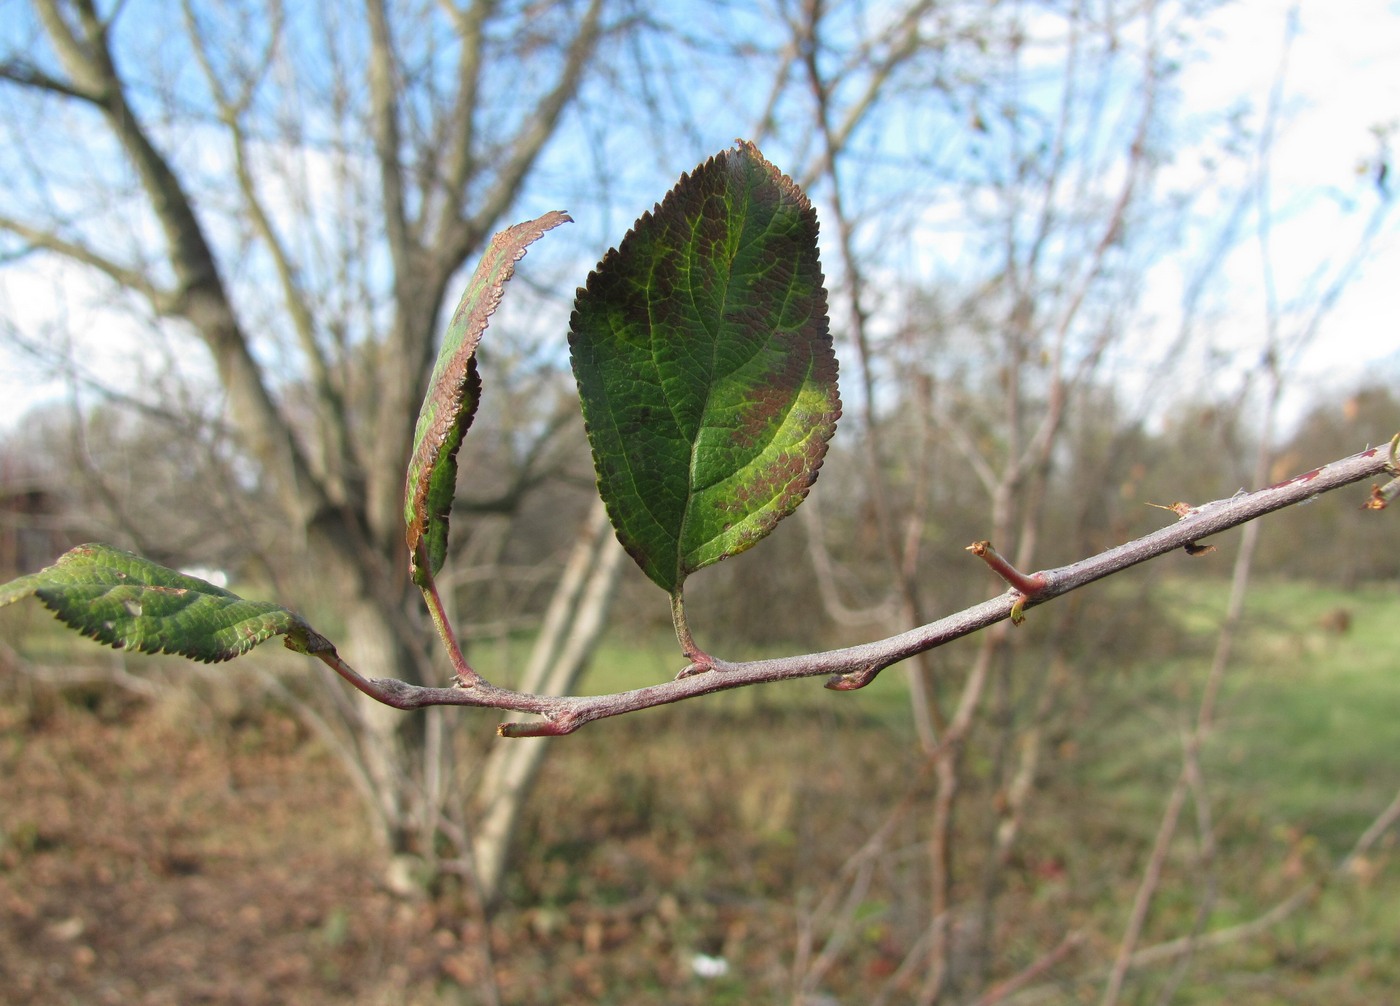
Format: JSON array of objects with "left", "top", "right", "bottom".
[{"left": 671, "top": 186, "right": 749, "bottom": 588}]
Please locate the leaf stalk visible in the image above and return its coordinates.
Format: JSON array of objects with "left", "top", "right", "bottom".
[{"left": 413, "top": 542, "right": 480, "bottom": 687}]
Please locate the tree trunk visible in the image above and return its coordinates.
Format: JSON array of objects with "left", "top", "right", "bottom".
[{"left": 471, "top": 502, "right": 623, "bottom": 903}]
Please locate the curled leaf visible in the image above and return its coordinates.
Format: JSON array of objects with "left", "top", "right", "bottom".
[
  {"left": 405, "top": 210, "right": 571, "bottom": 584},
  {"left": 0, "top": 543, "right": 334, "bottom": 662}
]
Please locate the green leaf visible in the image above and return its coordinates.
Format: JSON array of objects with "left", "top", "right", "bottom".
[
  {"left": 568, "top": 141, "right": 839, "bottom": 595},
  {"left": 404, "top": 210, "right": 571, "bottom": 584},
  {"left": 0, "top": 544, "right": 335, "bottom": 663}
]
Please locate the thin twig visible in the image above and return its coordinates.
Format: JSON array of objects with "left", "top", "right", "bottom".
[
  {"left": 299, "top": 442, "right": 1395, "bottom": 735},
  {"left": 963, "top": 931, "right": 1085, "bottom": 1006}
]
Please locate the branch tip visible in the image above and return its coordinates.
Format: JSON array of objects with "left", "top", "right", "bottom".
[
  {"left": 1146, "top": 501, "right": 1194, "bottom": 518},
  {"left": 967, "top": 540, "right": 1048, "bottom": 596},
  {"left": 1360, "top": 438, "right": 1400, "bottom": 509}
]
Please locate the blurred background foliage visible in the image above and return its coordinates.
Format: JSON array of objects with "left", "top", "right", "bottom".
[{"left": 1, "top": 0, "right": 1399, "bottom": 1003}]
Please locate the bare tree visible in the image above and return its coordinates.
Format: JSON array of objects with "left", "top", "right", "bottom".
[
  {"left": 753, "top": 2, "right": 1400, "bottom": 1001},
  {"left": 0, "top": 0, "right": 627, "bottom": 875},
  {"left": 767, "top": 1, "right": 1196, "bottom": 998},
  {"left": 6, "top": 12, "right": 1397, "bottom": 1000},
  {"left": 1102, "top": 16, "right": 1396, "bottom": 1000}
]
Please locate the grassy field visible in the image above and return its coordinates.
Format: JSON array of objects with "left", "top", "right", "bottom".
[
  {"left": 1055, "top": 577, "right": 1400, "bottom": 1004},
  {"left": 2, "top": 574, "right": 1399, "bottom": 1004}
]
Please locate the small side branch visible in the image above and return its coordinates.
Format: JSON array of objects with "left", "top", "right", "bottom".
[
  {"left": 966, "top": 540, "right": 1049, "bottom": 624},
  {"left": 966, "top": 540, "right": 1049, "bottom": 597}
]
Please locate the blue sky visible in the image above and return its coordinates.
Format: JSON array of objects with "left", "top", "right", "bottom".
[
  {"left": 1, "top": 0, "right": 1397, "bottom": 435},
  {"left": 1167, "top": 1, "right": 1400, "bottom": 399}
]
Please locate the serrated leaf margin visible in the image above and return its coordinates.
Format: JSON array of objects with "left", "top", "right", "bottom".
[
  {"left": 404, "top": 210, "right": 572, "bottom": 583},
  {"left": 567, "top": 141, "right": 839, "bottom": 594},
  {"left": 0, "top": 543, "right": 335, "bottom": 663}
]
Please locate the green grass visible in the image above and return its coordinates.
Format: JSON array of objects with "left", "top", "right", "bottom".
[
  {"left": 1210, "top": 579, "right": 1400, "bottom": 851},
  {"left": 510, "top": 575, "right": 1400, "bottom": 1002},
  {"left": 1050, "top": 576, "right": 1400, "bottom": 1003},
  {"left": 5, "top": 571, "right": 1400, "bottom": 1004}
]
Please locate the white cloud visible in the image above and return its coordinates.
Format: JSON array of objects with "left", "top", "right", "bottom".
[{"left": 1123, "top": 0, "right": 1400, "bottom": 423}]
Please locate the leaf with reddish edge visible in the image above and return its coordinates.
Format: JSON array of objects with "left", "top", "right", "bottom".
[
  {"left": 0, "top": 543, "right": 336, "bottom": 663},
  {"left": 568, "top": 142, "right": 839, "bottom": 622},
  {"left": 404, "top": 210, "right": 571, "bottom": 585}
]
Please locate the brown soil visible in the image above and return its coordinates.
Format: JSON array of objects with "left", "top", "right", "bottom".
[
  {"left": 0, "top": 679, "right": 895, "bottom": 1005},
  {"left": 0, "top": 685, "right": 451, "bottom": 1005}
]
